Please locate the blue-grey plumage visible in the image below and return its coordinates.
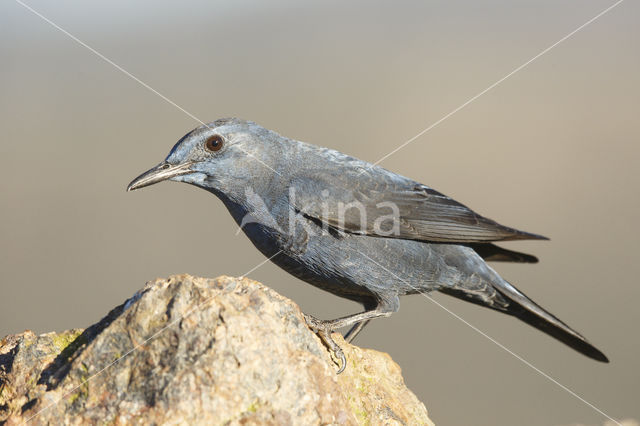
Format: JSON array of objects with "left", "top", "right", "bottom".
[{"left": 128, "top": 118, "right": 608, "bottom": 370}]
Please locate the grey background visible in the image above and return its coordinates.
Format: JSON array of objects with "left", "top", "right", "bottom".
[{"left": 1, "top": 1, "right": 638, "bottom": 425}]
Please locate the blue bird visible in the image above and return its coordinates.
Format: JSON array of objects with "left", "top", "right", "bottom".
[{"left": 128, "top": 118, "right": 608, "bottom": 372}]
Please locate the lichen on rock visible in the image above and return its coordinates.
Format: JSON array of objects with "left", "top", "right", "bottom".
[{"left": 0, "top": 275, "right": 433, "bottom": 425}]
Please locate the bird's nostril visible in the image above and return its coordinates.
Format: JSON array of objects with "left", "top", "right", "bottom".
[{"left": 160, "top": 163, "right": 170, "bottom": 170}]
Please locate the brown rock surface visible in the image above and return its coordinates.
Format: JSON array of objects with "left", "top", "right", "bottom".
[{"left": 0, "top": 275, "right": 433, "bottom": 425}]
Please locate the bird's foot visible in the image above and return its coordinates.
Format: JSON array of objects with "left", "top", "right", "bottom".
[{"left": 303, "top": 313, "right": 347, "bottom": 374}]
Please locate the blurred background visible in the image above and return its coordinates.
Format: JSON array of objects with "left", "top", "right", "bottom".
[{"left": 1, "top": 0, "right": 638, "bottom": 424}]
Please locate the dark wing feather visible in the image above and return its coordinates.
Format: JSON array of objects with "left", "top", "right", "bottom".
[
  {"left": 469, "top": 243, "right": 539, "bottom": 263},
  {"left": 290, "top": 168, "right": 547, "bottom": 243}
]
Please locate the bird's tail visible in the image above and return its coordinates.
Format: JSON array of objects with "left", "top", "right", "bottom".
[{"left": 439, "top": 278, "right": 609, "bottom": 362}]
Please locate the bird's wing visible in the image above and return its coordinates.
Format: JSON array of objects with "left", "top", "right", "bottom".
[
  {"left": 468, "top": 243, "right": 539, "bottom": 263},
  {"left": 289, "top": 167, "right": 546, "bottom": 243}
]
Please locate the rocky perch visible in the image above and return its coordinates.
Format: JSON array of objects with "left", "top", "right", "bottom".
[{"left": 0, "top": 275, "right": 433, "bottom": 425}]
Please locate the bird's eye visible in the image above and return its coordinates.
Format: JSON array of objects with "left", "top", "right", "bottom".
[{"left": 205, "top": 135, "right": 224, "bottom": 152}]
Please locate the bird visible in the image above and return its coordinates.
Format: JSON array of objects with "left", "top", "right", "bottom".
[{"left": 127, "top": 118, "right": 608, "bottom": 372}]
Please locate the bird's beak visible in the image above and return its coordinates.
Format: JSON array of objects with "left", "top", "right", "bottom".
[{"left": 127, "top": 161, "right": 195, "bottom": 192}]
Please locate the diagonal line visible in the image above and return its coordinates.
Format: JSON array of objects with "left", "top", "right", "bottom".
[
  {"left": 13, "top": 0, "right": 202, "bottom": 125},
  {"left": 12, "top": 0, "right": 281, "bottom": 177},
  {"left": 416, "top": 294, "right": 621, "bottom": 425},
  {"left": 13, "top": 0, "right": 623, "bottom": 423},
  {"left": 25, "top": 250, "right": 283, "bottom": 423},
  {"left": 353, "top": 249, "right": 621, "bottom": 426},
  {"left": 12, "top": 3, "right": 286, "bottom": 423},
  {"left": 369, "top": 0, "right": 625, "bottom": 168}
]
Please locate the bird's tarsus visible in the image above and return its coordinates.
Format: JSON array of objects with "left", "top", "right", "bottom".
[{"left": 303, "top": 313, "right": 347, "bottom": 374}]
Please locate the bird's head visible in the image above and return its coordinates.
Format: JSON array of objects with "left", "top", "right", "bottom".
[{"left": 127, "top": 118, "right": 277, "bottom": 195}]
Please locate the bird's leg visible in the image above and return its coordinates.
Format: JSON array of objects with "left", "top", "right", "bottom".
[
  {"left": 304, "top": 314, "right": 348, "bottom": 373},
  {"left": 344, "top": 320, "right": 370, "bottom": 343},
  {"left": 303, "top": 295, "right": 399, "bottom": 373},
  {"left": 344, "top": 299, "right": 378, "bottom": 343}
]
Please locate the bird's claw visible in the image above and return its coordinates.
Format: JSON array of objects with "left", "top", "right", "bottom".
[
  {"left": 333, "top": 346, "right": 347, "bottom": 374},
  {"left": 303, "top": 314, "right": 347, "bottom": 374}
]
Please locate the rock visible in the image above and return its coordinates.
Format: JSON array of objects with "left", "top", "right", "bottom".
[{"left": 0, "top": 275, "right": 433, "bottom": 425}]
